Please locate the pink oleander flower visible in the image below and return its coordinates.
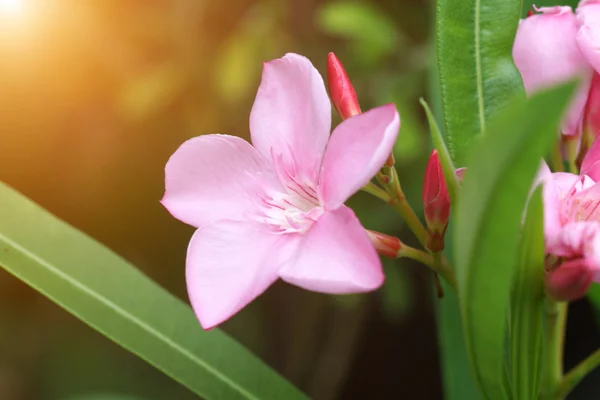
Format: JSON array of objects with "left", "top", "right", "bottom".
[
  {"left": 161, "top": 53, "right": 400, "bottom": 329},
  {"left": 540, "top": 136, "right": 600, "bottom": 299},
  {"left": 513, "top": 3, "right": 600, "bottom": 138}
]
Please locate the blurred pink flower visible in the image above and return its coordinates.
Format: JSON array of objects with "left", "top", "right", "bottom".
[
  {"left": 540, "top": 137, "right": 600, "bottom": 297},
  {"left": 513, "top": 0, "right": 600, "bottom": 136},
  {"left": 161, "top": 53, "right": 400, "bottom": 329}
]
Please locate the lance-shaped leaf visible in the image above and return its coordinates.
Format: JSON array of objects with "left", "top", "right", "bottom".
[
  {"left": 454, "top": 82, "right": 574, "bottom": 399},
  {"left": 509, "top": 187, "right": 545, "bottom": 400},
  {"left": 436, "top": 0, "right": 525, "bottom": 165},
  {"left": 0, "top": 182, "right": 308, "bottom": 400}
]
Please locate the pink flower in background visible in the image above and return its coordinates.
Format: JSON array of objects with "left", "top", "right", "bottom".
[
  {"left": 161, "top": 53, "right": 400, "bottom": 329},
  {"left": 513, "top": 2, "right": 600, "bottom": 140},
  {"left": 541, "top": 137, "right": 600, "bottom": 299}
]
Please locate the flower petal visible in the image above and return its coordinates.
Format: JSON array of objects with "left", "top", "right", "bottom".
[
  {"left": 186, "top": 221, "right": 300, "bottom": 329},
  {"left": 514, "top": 6, "right": 592, "bottom": 135},
  {"left": 561, "top": 177, "right": 600, "bottom": 222},
  {"left": 250, "top": 53, "right": 331, "bottom": 184},
  {"left": 319, "top": 104, "right": 400, "bottom": 209},
  {"left": 278, "top": 206, "right": 384, "bottom": 293},
  {"left": 547, "top": 221, "right": 600, "bottom": 266},
  {"left": 582, "top": 133, "right": 600, "bottom": 181},
  {"left": 161, "top": 134, "right": 277, "bottom": 228},
  {"left": 577, "top": 1, "right": 600, "bottom": 72}
]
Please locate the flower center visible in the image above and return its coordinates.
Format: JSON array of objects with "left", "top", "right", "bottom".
[{"left": 259, "top": 175, "right": 322, "bottom": 234}]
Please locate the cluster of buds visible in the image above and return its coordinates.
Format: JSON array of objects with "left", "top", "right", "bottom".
[{"left": 328, "top": 52, "right": 456, "bottom": 257}]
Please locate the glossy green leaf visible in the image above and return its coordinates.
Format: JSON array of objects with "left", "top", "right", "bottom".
[
  {"left": 428, "top": 27, "right": 480, "bottom": 398},
  {"left": 0, "top": 182, "right": 307, "bottom": 400},
  {"left": 420, "top": 98, "right": 459, "bottom": 204},
  {"left": 454, "top": 83, "right": 574, "bottom": 399},
  {"left": 436, "top": 0, "right": 525, "bottom": 165},
  {"left": 509, "top": 187, "right": 545, "bottom": 400}
]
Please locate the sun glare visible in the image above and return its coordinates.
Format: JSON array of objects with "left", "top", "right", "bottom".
[{"left": 0, "top": 0, "right": 24, "bottom": 17}]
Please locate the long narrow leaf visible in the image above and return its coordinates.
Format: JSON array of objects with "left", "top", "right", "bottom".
[
  {"left": 454, "top": 83, "right": 574, "bottom": 399},
  {"left": 510, "top": 188, "right": 545, "bottom": 400},
  {"left": 0, "top": 182, "right": 307, "bottom": 400},
  {"left": 436, "top": 0, "right": 525, "bottom": 165}
]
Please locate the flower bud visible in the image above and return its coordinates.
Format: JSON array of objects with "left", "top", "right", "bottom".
[
  {"left": 545, "top": 258, "right": 594, "bottom": 301},
  {"left": 366, "top": 230, "right": 402, "bottom": 258},
  {"left": 423, "top": 150, "right": 450, "bottom": 252},
  {"left": 327, "top": 52, "right": 361, "bottom": 120}
]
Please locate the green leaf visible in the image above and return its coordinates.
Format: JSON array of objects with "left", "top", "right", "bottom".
[
  {"left": 436, "top": 0, "right": 525, "bottom": 165},
  {"left": 0, "top": 182, "right": 307, "bottom": 400},
  {"left": 454, "top": 82, "right": 575, "bottom": 400},
  {"left": 420, "top": 98, "right": 459, "bottom": 204},
  {"left": 437, "top": 277, "right": 482, "bottom": 400},
  {"left": 509, "top": 187, "right": 545, "bottom": 400}
]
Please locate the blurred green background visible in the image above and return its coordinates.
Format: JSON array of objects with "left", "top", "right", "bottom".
[{"left": 0, "top": 0, "right": 598, "bottom": 399}]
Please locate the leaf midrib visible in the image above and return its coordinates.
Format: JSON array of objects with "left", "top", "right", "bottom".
[
  {"left": 0, "top": 232, "right": 260, "bottom": 400},
  {"left": 475, "top": 0, "right": 486, "bottom": 135}
]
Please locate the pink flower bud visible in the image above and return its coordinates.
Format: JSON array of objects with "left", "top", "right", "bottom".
[
  {"left": 546, "top": 258, "right": 594, "bottom": 301},
  {"left": 423, "top": 150, "right": 450, "bottom": 252},
  {"left": 327, "top": 52, "right": 361, "bottom": 120},
  {"left": 366, "top": 230, "right": 403, "bottom": 258}
]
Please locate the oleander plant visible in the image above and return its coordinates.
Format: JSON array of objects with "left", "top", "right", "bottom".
[{"left": 2, "top": 0, "right": 600, "bottom": 399}]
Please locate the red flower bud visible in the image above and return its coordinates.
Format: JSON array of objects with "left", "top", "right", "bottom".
[
  {"left": 366, "top": 230, "right": 403, "bottom": 258},
  {"left": 423, "top": 150, "right": 450, "bottom": 252},
  {"left": 327, "top": 52, "right": 361, "bottom": 120},
  {"left": 545, "top": 258, "right": 594, "bottom": 301}
]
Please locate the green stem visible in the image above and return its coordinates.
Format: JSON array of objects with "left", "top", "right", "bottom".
[
  {"left": 398, "top": 246, "right": 457, "bottom": 291},
  {"left": 361, "top": 182, "right": 392, "bottom": 203},
  {"left": 540, "top": 298, "right": 568, "bottom": 400},
  {"left": 379, "top": 168, "right": 428, "bottom": 249},
  {"left": 555, "top": 348, "right": 600, "bottom": 399}
]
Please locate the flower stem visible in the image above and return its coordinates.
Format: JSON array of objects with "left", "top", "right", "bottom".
[
  {"left": 540, "top": 298, "right": 568, "bottom": 400},
  {"left": 398, "top": 246, "right": 457, "bottom": 291},
  {"left": 361, "top": 182, "right": 392, "bottom": 203},
  {"left": 555, "top": 348, "right": 600, "bottom": 399},
  {"left": 379, "top": 167, "right": 428, "bottom": 249}
]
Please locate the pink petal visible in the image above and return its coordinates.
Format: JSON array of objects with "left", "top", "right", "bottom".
[
  {"left": 561, "top": 178, "right": 600, "bottom": 222},
  {"left": 186, "top": 221, "right": 300, "bottom": 329},
  {"left": 513, "top": 6, "right": 592, "bottom": 135},
  {"left": 577, "top": 1, "right": 600, "bottom": 72},
  {"left": 545, "top": 258, "right": 594, "bottom": 301},
  {"left": 161, "top": 135, "right": 278, "bottom": 228},
  {"left": 547, "top": 221, "right": 600, "bottom": 266},
  {"left": 250, "top": 53, "right": 331, "bottom": 184},
  {"left": 319, "top": 104, "right": 400, "bottom": 209},
  {"left": 581, "top": 134, "right": 600, "bottom": 181},
  {"left": 278, "top": 206, "right": 384, "bottom": 293}
]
